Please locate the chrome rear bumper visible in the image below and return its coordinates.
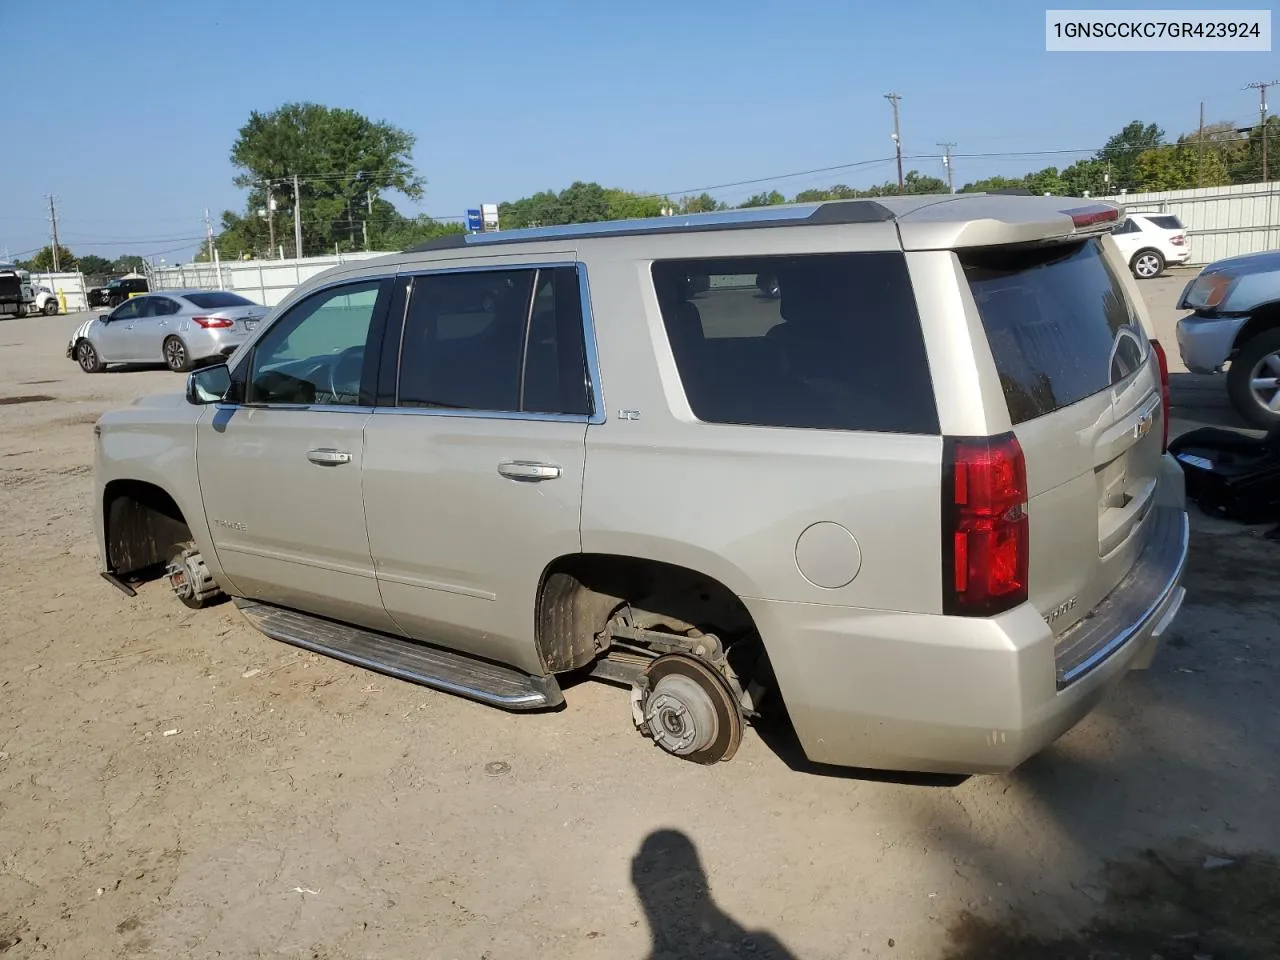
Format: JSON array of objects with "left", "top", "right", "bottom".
[{"left": 1054, "top": 506, "right": 1190, "bottom": 688}]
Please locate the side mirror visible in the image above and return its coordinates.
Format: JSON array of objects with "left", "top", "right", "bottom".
[
  {"left": 97, "top": 313, "right": 110, "bottom": 323},
  {"left": 186, "top": 363, "right": 232, "bottom": 405}
]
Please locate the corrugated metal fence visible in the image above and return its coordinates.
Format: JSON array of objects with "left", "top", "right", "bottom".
[
  {"left": 150, "top": 252, "right": 389, "bottom": 307},
  {"left": 28, "top": 272, "right": 89, "bottom": 313},
  {"left": 1115, "top": 182, "right": 1280, "bottom": 264}
]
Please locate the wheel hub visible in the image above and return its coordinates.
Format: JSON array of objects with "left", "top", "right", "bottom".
[
  {"left": 1249, "top": 352, "right": 1280, "bottom": 413},
  {"left": 631, "top": 654, "right": 744, "bottom": 763}
]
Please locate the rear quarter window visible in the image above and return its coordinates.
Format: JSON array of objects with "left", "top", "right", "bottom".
[
  {"left": 651, "top": 252, "right": 939, "bottom": 435},
  {"left": 1144, "top": 215, "right": 1183, "bottom": 231},
  {"left": 960, "top": 238, "right": 1148, "bottom": 425}
]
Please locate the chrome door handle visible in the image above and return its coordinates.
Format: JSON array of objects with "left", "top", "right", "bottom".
[
  {"left": 307, "top": 448, "right": 352, "bottom": 466},
  {"left": 498, "top": 460, "right": 561, "bottom": 481}
]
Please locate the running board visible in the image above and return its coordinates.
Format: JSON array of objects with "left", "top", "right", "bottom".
[{"left": 234, "top": 599, "right": 563, "bottom": 711}]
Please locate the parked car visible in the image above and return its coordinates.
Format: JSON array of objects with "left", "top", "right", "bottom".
[
  {"left": 67, "top": 290, "right": 266, "bottom": 373},
  {"left": 1175, "top": 248, "right": 1280, "bottom": 428},
  {"left": 1111, "top": 213, "right": 1191, "bottom": 279},
  {"left": 91, "top": 195, "right": 1188, "bottom": 775},
  {"left": 95, "top": 275, "right": 150, "bottom": 307}
]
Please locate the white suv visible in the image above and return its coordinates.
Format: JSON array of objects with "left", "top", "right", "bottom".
[{"left": 1111, "top": 213, "right": 1191, "bottom": 279}]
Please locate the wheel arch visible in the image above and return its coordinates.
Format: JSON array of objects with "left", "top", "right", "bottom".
[
  {"left": 533, "top": 552, "right": 765, "bottom": 675},
  {"left": 1229, "top": 301, "right": 1280, "bottom": 357},
  {"left": 101, "top": 478, "right": 197, "bottom": 578}
]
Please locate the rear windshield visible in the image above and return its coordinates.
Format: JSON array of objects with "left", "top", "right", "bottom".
[
  {"left": 1144, "top": 215, "right": 1183, "bottom": 231},
  {"left": 651, "top": 252, "right": 939, "bottom": 435},
  {"left": 183, "top": 291, "right": 255, "bottom": 308},
  {"left": 960, "top": 238, "right": 1148, "bottom": 425}
]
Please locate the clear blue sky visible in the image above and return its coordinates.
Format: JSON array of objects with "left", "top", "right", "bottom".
[{"left": 1, "top": 0, "right": 1272, "bottom": 263}]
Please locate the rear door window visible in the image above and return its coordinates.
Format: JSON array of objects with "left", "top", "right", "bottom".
[
  {"left": 650, "top": 253, "right": 939, "bottom": 435},
  {"left": 397, "top": 266, "right": 591, "bottom": 415},
  {"left": 960, "top": 238, "right": 1147, "bottom": 425}
]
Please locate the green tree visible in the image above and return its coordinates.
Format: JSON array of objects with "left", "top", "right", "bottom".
[
  {"left": 1097, "top": 121, "right": 1165, "bottom": 190},
  {"left": 24, "top": 245, "right": 76, "bottom": 272},
  {"left": 76, "top": 254, "right": 114, "bottom": 276},
  {"left": 904, "top": 171, "right": 948, "bottom": 194},
  {"left": 376, "top": 215, "right": 465, "bottom": 250},
  {"left": 739, "top": 190, "right": 786, "bottom": 207},
  {"left": 678, "top": 192, "right": 726, "bottom": 213},
  {"left": 224, "top": 102, "right": 423, "bottom": 257},
  {"left": 113, "top": 255, "right": 146, "bottom": 273}
]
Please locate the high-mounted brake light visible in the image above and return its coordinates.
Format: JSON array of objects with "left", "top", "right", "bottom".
[
  {"left": 193, "top": 316, "right": 235, "bottom": 329},
  {"left": 942, "top": 433, "right": 1029, "bottom": 617},
  {"left": 1062, "top": 204, "right": 1120, "bottom": 229},
  {"left": 1150, "top": 339, "right": 1171, "bottom": 453}
]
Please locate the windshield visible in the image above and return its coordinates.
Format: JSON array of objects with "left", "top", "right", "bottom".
[{"left": 960, "top": 238, "right": 1148, "bottom": 424}]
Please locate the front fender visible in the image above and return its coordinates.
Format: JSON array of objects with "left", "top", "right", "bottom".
[{"left": 94, "top": 399, "right": 227, "bottom": 588}]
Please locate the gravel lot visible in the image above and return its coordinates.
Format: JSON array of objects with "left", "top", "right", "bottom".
[{"left": 1, "top": 273, "right": 1278, "bottom": 959}]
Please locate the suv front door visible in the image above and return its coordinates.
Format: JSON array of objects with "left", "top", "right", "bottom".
[
  {"left": 362, "top": 264, "right": 594, "bottom": 675},
  {"left": 196, "top": 277, "right": 401, "bottom": 633}
]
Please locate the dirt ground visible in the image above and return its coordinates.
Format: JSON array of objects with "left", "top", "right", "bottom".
[{"left": 1, "top": 273, "right": 1278, "bottom": 960}]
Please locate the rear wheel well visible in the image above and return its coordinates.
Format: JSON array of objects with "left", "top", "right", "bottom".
[
  {"left": 1230, "top": 303, "right": 1280, "bottom": 357},
  {"left": 103, "top": 480, "right": 193, "bottom": 579},
  {"left": 536, "top": 553, "right": 767, "bottom": 678}
]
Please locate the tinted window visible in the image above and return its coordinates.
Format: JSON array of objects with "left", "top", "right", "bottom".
[
  {"left": 1114, "top": 218, "right": 1141, "bottom": 234},
  {"left": 1144, "top": 215, "right": 1183, "bottom": 231},
  {"left": 397, "top": 267, "right": 591, "bottom": 415},
  {"left": 110, "top": 299, "right": 141, "bottom": 320},
  {"left": 650, "top": 253, "right": 939, "bottom": 434},
  {"left": 248, "top": 280, "right": 385, "bottom": 405},
  {"left": 185, "top": 291, "right": 255, "bottom": 309},
  {"left": 960, "top": 238, "right": 1147, "bottom": 425},
  {"left": 146, "top": 297, "right": 180, "bottom": 316}
]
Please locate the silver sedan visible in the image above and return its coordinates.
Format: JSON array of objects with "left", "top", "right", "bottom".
[{"left": 68, "top": 290, "right": 267, "bottom": 373}]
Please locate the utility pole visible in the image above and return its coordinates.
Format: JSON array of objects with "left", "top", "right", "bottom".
[
  {"left": 1245, "top": 80, "right": 1279, "bottom": 181},
  {"left": 885, "top": 93, "right": 904, "bottom": 194},
  {"left": 937, "top": 142, "right": 956, "bottom": 193},
  {"left": 46, "top": 195, "right": 61, "bottom": 270},
  {"left": 265, "top": 181, "right": 276, "bottom": 259},
  {"left": 293, "top": 175, "right": 303, "bottom": 259},
  {"left": 1197, "top": 101, "right": 1205, "bottom": 187},
  {"left": 364, "top": 189, "right": 373, "bottom": 251}
]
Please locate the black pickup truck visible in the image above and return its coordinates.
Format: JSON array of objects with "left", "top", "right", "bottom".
[{"left": 88, "top": 276, "right": 149, "bottom": 308}]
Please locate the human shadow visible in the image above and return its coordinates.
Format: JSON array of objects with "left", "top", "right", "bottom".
[{"left": 632, "top": 829, "right": 798, "bottom": 960}]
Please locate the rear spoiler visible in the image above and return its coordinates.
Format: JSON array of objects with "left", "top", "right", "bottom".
[{"left": 897, "top": 198, "right": 1126, "bottom": 251}]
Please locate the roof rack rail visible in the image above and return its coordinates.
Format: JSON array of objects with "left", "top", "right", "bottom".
[{"left": 404, "top": 199, "right": 896, "bottom": 253}]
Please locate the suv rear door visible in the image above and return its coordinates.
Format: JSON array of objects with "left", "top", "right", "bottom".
[
  {"left": 361, "top": 262, "right": 594, "bottom": 677},
  {"left": 957, "top": 236, "right": 1166, "bottom": 643}
]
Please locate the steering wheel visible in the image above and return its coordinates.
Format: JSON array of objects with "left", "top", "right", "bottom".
[{"left": 327, "top": 345, "right": 365, "bottom": 401}]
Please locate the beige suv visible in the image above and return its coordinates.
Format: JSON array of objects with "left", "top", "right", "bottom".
[{"left": 92, "top": 195, "right": 1189, "bottom": 775}]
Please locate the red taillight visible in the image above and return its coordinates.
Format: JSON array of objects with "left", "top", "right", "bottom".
[
  {"left": 1170, "top": 234, "right": 1186, "bottom": 246},
  {"left": 942, "top": 433, "right": 1029, "bottom": 617},
  {"left": 1151, "top": 339, "right": 1171, "bottom": 452},
  {"left": 1062, "top": 204, "right": 1120, "bottom": 229},
  {"left": 193, "top": 316, "right": 235, "bottom": 329}
]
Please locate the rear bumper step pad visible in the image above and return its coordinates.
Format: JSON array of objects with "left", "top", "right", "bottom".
[
  {"left": 1054, "top": 506, "right": 1190, "bottom": 689},
  {"left": 235, "top": 599, "right": 563, "bottom": 710}
]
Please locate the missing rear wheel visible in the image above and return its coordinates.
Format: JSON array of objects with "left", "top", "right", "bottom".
[{"left": 631, "top": 654, "right": 743, "bottom": 764}]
